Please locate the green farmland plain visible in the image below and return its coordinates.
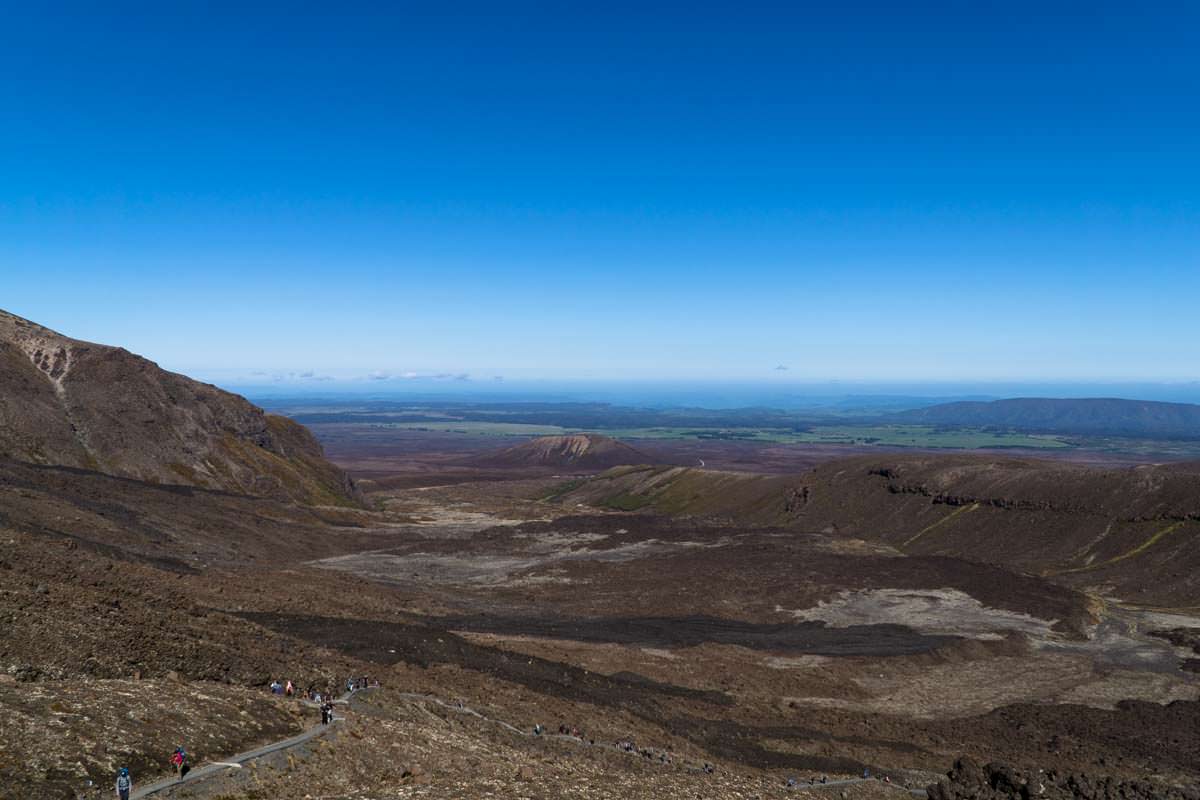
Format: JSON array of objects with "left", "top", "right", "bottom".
[{"left": 375, "top": 420, "right": 1070, "bottom": 450}]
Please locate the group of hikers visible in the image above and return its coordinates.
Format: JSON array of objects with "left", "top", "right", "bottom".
[
  {"left": 614, "top": 738, "right": 674, "bottom": 765},
  {"left": 529, "top": 721, "right": 690, "bottom": 770},
  {"left": 106, "top": 680, "right": 897, "bottom": 797},
  {"left": 268, "top": 675, "right": 377, "bottom": 703},
  {"left": 111, "top": 747, "right": 187, "bottom": 799},
  {"left": 269, "top": 675, "right": 380, "bottom": 725},
  {"left": 109, "top": 676, "right": 378, "bottom": 798}
]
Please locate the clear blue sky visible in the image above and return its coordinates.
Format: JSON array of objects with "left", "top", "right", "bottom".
[{"left": 2, "top": 2, "right": 1197, "bottom": 385}]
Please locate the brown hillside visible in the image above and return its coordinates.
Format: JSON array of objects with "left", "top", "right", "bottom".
[
  {"left": 555, "top": 455, "right": 1200, "bottom": 607},
  {"left": 470, "top": 433, "right": 652, "bottom": 470},
  {"left": 0, "top": 310, "right": 358, "bottom": 505}
]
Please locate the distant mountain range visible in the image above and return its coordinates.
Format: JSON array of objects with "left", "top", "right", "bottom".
[
  {"left": 0, "top": 309, "right": 359, "bottom": 505},
  {"left": 890, "top": 397, "right": 1200, "bottom": 439}
]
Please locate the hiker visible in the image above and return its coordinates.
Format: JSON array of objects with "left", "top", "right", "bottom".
[
  {"left": 285, "top": 680, "right": 294, "bottom": 697},
  {"left": 171, "top": 747, "right": 186, "bottom": 779},
  {"left": 116, "top": 767, "right": 132, "bottom": 800},
  {"left": 320, "top": 703, "right": 329, "bottom": 725}
]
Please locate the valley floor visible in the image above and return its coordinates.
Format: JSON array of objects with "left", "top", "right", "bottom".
[{"left": 5, "top": 446, "right": 1200, "bottom": 799}]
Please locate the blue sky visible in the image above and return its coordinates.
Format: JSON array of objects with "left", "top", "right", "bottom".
[{"left": 1, "top": 2, "right": 1197, "bottom": 386}]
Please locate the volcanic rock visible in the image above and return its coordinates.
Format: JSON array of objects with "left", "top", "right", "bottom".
[{"left": 0, "top": 309, "right": 358, "bottom": 505}]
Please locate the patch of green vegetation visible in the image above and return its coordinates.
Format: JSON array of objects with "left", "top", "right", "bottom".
[
  {"left": 302, "top": 405, "right": 1076, "bottom": 451},
  {"left": 600, "top": 492, "right": 654, "bottom": 511},
  {"left": 596, "top": 426, "right": 792, "bottom": 441},
  {"left": 903, "top": 502, "right": 981, "bottom": 547},
  {"left": 1057, "top": 520, "right": 1194, "bottom": 574},
  {"left": 601, "top": 464, "right": 665, "bottom": 479},
  {"left": 594, "top": 425, "right": 1071, "bottom": 449},
  {"left": 166, "top": 461, "right": 199, "bottom": 484},
  {"left": 540, "top": 477, "right": 586, "bottom": 501},
  {"left": 378, "top": 421, "right": 568, "bottom": 436},
  {"left": 785, "top": 425, "right": 1072, "bottom": 449}
]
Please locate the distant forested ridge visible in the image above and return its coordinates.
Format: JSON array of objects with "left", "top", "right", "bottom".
[{"left": 890, "top": 398, "right": 1200, "bottom": 439}]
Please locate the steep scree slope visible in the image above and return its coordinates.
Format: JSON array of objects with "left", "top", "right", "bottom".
[{"left": 0, "top": 309, "right": 357, "bottom": 505}]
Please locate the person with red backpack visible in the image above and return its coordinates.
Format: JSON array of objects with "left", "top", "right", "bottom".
[{"left": 171, "top": 747, "right": 187, "bottom": 779}]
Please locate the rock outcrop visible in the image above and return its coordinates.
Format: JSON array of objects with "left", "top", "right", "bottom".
[
  {"left": 470, "top": 433, "right": 651, "bottom": 471},
  {"left": 927, "top": 756, "right": 1199, "bottom": 800}
]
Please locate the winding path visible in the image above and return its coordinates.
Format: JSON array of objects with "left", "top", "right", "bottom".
[
  {"left": 127, "top": 687, "right": 927, "bottom": 798},
  {"left": 130, "top": 691, "right": 358, "bottom": 799}
]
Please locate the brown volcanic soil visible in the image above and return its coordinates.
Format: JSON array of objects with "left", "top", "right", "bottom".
[
  {"left": 554, "top": 457, "right": 1200, "bottom": 607},
  {"left": 0, "top": 526, "right": 377, "bottom": 686},
  {"left": 0, "top": 310, "right": 357, "bottom": 505},
  {"left": 305, "top": 425, "right": 581, "bottom": 489},
  {"left": 294, "top": 495, "right": 1199, "bottom": 784},
  {"left": 926, "top": 756, "right": 1200, "bottom": 800},
  {"left": 0, "top": 458, "right": 383, "bottom": 568},
  {"left": 352, "top": 512, "right": 1092, "bottom": 635},
  {"left": 0, "top": 679, "right": 306, "bottom": 799},
  {"left": 6, "top": 417, "right": 1200, "bottom": 798}
]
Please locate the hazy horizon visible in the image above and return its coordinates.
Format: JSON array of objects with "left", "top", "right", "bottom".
[{"left": 233, "top": 377, "right": 1200, "bottom": 412}]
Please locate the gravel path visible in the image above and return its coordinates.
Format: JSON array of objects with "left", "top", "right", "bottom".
[
  {"left": 129, "top": 687, "right": 927, "bottom": 798},
  {"left": 129, "top": 690, "right": 359, "bottom": 799}
]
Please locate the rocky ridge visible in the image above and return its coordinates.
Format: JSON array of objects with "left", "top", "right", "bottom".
[{"left": 0, "top": 310, "right": 357, "bottom": 505}]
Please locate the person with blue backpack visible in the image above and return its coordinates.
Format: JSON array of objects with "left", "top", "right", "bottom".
[{"left": 115, "top": 767, "right": 132, "bottom": 800}]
